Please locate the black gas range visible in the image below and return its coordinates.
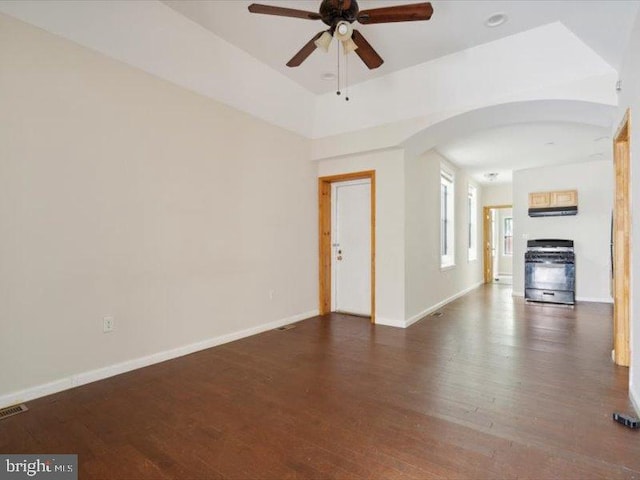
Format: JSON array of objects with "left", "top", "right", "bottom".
[{"left": 524, "top": 239, "right": 575, "bottom": 305}]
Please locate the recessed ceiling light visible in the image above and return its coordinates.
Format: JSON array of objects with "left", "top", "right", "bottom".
[
  {"left": 545, "top": 141, "right": 555, "bottom": 146},
  {"left": 321, "top": 73, "right": 336, "bottom": 81},
  {"left": 485, "top": 12, "right": 508, "bottom": 28}
]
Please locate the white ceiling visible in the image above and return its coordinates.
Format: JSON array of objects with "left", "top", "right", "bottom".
[
  {"left": 0, "top": 0, "right": 631, "bottom": 181},
  {"left": 163, "top": 0, "right": 639, "bottom": 94},
  {"left": 436, "top": 122, "right": 611, "bottom": 185},
  {"left": 0, "top": 1, "right": 627, "bottom": 140}
]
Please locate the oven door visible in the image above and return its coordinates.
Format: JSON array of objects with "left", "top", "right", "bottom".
[{"left": 525, "top": 260, "right": 575, "bottom": 291}]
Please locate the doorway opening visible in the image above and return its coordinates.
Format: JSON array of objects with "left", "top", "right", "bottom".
[
  {"left": 613, "top": 110, "right": 630, "bottom": 367},
  {"left": 318, "top": 171, "right": 375, "bottom": 323},
  {"left": 483, "top": 205, "right": 513, "bottom": 286}
]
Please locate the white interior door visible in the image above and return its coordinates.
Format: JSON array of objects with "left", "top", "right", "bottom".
[{"left": 331, "top": 180, "right": 371, "bottom": 316}]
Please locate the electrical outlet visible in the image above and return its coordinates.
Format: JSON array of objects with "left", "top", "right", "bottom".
[{"left": 103, "top": 315, "right": 114, "bottom": 333}]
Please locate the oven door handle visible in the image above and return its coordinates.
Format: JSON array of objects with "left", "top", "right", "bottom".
[{"left": 526, "top": 261, "right": 572, "bottom": 265}]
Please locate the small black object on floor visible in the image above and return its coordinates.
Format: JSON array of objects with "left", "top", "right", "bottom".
[{"left": 613, "top": 412, "right": 640, "bottom": 429}]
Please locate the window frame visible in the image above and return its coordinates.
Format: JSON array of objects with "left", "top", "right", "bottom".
[
  {"left": 467, "top": 184, "right": 478, "bottom": 262},
  {"left": 440, "top": 169, "right": 455, "bottom": 269},
  {"left": 503, "top": 216, "right": 513, "bottom": 256}
]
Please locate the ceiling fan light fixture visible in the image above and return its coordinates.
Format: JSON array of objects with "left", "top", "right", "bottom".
[
  {"left": 342, "top": 37, "right": 358, "bottom": 54},
  {"left": 334, "top": 21, "right": 354, "bottom": 42},
  {"left": 314, "top": 31, "right": 333, "bottom": 52}
]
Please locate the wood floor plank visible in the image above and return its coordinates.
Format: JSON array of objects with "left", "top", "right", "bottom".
[{"left": 1, "top": 284, "right": 638, "bottom": 479}]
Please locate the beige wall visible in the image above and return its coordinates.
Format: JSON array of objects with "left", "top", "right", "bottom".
[
  {"left": 0, "top": 14, "right": 317, "bottom": 400},
  {"left": 404, "top": 150, "right": 484, "bottom": 323},
  {"left": 483, "top": 184, "right": 513, "bottom": 207}
]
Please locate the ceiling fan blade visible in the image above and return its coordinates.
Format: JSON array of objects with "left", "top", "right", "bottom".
[
  {"left": 351, "top": 30, "right": 384, "bottom": 69},
  {"left": 248, "top": 4, "right": 322, "bottom": 20},
  {"left": 287, "top": 32, "right": 324, "bottom": 67},
  {"left": 358, "top": 2, "right": 433, "bottom": 24}
]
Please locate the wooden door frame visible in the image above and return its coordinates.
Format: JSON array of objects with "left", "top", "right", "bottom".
[
  {"left": 613, "top": 109, "right": 631, "bottom": 367},
  {"left": 483, "top": 205, "right": 512, "bottom": 284},
  {"left": 318, "top": 171, "right": 376, "bottom": 323}
]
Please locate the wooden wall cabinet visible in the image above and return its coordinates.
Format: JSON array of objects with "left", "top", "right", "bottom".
[
  {"left": 528, "top": 192, "right": 551, "bottom": 208},
  {"left": 528, "top": 190, "right": 577, "bottom": 208},
  {"left": 550, "top": 190, "right": 578, "bottom": 207}
]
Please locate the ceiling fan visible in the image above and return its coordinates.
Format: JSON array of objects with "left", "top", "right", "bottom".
[{"left": 248, "top": 0, "right": 434, "bottom": 70}]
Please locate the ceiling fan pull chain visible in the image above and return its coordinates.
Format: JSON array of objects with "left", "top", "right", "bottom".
[
  {"left": 345, "top": 51, "right": 350, "bottom": 102},
  {"left": 336, "top": 40, "right": 341, "bottom": 96}
]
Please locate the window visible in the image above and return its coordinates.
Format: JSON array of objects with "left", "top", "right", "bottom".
[
  {"left": 468, "top": 184, "right": 477, "bottom": 261},
  {"left": 503, "top": 217, "right": 513, "bottom": 256},
  {"left": 440, "top": 170, "right": 455, "bottom": 268}
]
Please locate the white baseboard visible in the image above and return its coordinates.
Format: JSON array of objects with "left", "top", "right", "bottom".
[
  {"left": 404, "top": 281, "right": 484, "bottom": 328},
  {"left": 576, "top": 296, "right": 614, "bottom": 304},
  {"left": 374, "top": 317, "right": 406, "bottom": 328},
  {"left": 0, "top": 309, "right": 318, "bottom": 409},
  {"left": 631, "top": 384, "right": 640, "bottom": 417},
  {"left": 0, "top": 378, "right": 72, "bottom": 411}
]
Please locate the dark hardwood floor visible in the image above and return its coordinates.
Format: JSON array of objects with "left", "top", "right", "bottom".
[{"left": 1, "top": 285, "right": 638, "bottom": 479}]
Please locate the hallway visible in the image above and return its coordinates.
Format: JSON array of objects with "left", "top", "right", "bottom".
[{"left": 0, "top": 285, "right": 635, "bottom": 479}]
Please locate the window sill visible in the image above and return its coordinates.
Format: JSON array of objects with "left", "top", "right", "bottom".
[{"left": 440, "top": 264, "right": 456, "bottom": 271}]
